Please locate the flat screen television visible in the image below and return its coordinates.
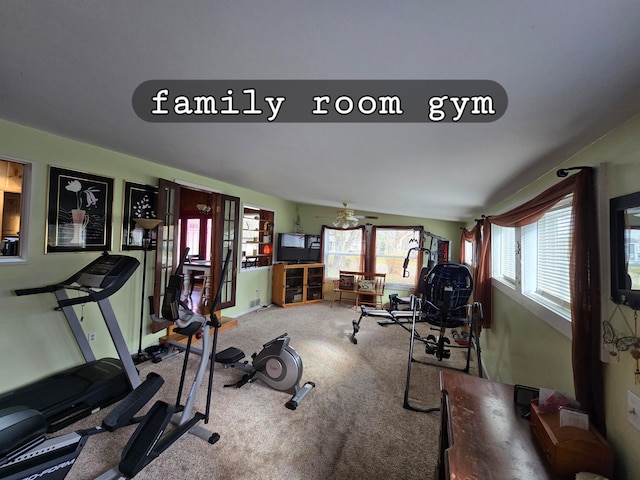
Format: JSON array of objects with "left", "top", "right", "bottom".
[{"left": 277, "top": 233, "right": 321, "bottom": 263}]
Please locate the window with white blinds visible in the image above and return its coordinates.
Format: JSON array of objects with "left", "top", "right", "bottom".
[
  {"left": 492, "top": 225, "right": 516, "bottom": 287},
  {"left": 493, "top": 194, "right": 573, "bottom": 320},
  {"left": 502, "top": 227, "right": 516, "bottom": 284},
  {"left": 534, "top": 200, "right": 572, "bottom": 305}
]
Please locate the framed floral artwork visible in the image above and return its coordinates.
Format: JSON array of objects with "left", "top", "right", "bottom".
[
  {"left": 46, "top": 166, "right": 114, "bottom": 253},
  {"left": 122, "top": 181, "right": 159, "bottom": 250}
]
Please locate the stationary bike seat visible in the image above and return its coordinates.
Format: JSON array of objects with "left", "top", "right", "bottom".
[{"left": 215, "top": 347, "right": 245, "bottom": 364}]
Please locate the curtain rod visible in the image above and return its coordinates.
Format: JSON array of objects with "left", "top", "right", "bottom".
[{"left": 556, "top": 166, "right": 593, "bottom": 177}]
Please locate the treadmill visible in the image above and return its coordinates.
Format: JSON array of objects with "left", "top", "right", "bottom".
[{"left": 0, "top": 253, "right": 142, "bottom": 432}]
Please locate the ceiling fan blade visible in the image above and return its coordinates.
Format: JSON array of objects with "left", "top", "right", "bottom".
[{"left": 316, "top": 214, "right": 379, "bottom": 220}]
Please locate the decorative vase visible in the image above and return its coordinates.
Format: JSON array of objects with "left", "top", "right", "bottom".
[{"left": 71, "top": 209, "right": 89, "bottom": 245}]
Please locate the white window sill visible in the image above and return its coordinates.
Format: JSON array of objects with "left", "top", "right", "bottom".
[
  {"left": 0, "top": 257, "right": 27, "bottom": 265},
  {"left": 240, "top": 265, "right": 271, "bottom": 273},
  {"left": 492, "top": 277, "right": 572, "bottom": 339},
  {"left": 386, "top": 282, "right": 415, "bottom": 292}
]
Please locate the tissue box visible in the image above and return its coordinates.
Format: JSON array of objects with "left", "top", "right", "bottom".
[{"left": 530, "top": 400, "right": 613, "bottom": 478}]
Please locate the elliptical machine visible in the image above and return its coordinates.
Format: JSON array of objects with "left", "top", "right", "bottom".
[
  {"left": 215, "top": 333, "right": 315, "bottom": 410},
  {"left": 93, "top": 249, "right": 234, "bottom": 479}
]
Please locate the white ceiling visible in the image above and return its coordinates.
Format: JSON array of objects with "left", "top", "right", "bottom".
[{"left": 2, "top": 1, "right": 640, "bottom": 222}]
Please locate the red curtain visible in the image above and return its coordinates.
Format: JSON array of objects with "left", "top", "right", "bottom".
[{"left": 461, "top": 169, "right": 605, "bottom": 433}]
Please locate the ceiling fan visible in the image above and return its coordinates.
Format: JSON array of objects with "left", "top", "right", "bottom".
[{"left": 318, "top": 202, "right": 378, "bottom": 228}]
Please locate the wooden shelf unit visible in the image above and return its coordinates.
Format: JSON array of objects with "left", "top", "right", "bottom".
[
  {"left": 272, "top": 263, "right": 325, "bottom": 307},
  {"left": 241, "top": 208, "right": 274, "bottom": 268}
]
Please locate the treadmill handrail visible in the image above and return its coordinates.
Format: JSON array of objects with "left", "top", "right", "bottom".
[
  {"left": 16, "top": 284, "right": 110, "bottom": 307},
  {"left": 14, "top": 254, "right": 140, "bottom": 308},
  {"left": 15, "top": 285, "right": 59, "bottom": 296},
  {"left": 56, "top": 286, "right": 109, "bottom": 307}
]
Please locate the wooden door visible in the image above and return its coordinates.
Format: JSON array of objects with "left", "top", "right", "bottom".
[
  {"left": 208, "top": 194, "right": 239, "bottom": 310},
  {"left": 151, "top": 178, "right": 181, "bottom": 333}
]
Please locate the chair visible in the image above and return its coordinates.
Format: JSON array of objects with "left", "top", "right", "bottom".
[
  {"left": 187, "top": 255, "right": 205, "bottom": 298},
  {"left": 197, "top": 274, "right": 212, "bottom": 312}
]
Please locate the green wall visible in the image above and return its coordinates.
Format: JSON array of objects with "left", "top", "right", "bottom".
[
  {"left": 0, "top": 118, "right": 462, "bottom": 397},
  {"left": 477, "top": 114, "right": 640, "bottom": 479},
  {"left": 295, "top": 203, "right": 464, "bottom": 300},
  {"left": 0, "top": 119, "right": 295, "bottom": 392},
  {"left": 294, "top": 203, "right": 463, "bottom": 246},
  {"left": 3, "top": 113, "right": 640, "bottom": 478}
]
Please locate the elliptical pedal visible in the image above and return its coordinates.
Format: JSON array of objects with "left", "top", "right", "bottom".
[
  {"left": 102, "top": 373, "right": 164, "bottom": 432},
  {"left": 118, "top": 401, "right": 175, "bottom": 477}
]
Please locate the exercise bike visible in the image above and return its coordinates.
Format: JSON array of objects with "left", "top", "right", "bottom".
[{"left": 215, "top": 333, "right": 315, "bottom": 410}]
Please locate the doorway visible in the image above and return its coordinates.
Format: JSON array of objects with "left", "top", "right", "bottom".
[
  {"left": 178, "top": 188, "right": 213, "bottom": 311},
  {"left": 151, "top": 179, "right": 240, "bottom": 332}
]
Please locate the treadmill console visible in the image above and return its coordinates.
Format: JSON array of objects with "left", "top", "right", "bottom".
[{"left": 76, "top": 254, "right": 139, "bottom": 289}]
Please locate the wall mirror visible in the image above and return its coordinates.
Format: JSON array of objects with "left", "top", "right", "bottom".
[
  {"left": 610, "top": 191, "right": 640, "bottom": 309},
  {"left": 1, "top": 159, "right": 26, "bottom": 258}
]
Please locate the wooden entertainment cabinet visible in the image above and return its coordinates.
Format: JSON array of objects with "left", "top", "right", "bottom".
[{"left": 272, "top": 263, "right": 324, "bottom": 307}]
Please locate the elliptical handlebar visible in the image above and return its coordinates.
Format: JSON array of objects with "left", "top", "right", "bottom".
[{"left": 154, "top": 248, "right": 232, "bottom": 329}]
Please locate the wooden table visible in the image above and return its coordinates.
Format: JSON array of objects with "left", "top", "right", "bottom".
[
  {"left": 182, "top": 260, "right": 210, "bottom": 295},
  {"left": 438, "top": 370, "right": 558, "bottom": 479}
]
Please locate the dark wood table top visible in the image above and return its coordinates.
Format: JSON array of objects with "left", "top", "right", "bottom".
[{"left": 440, "top": 370, "right": 557, "bottom": 479}]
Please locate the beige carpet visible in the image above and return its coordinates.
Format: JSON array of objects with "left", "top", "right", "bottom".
[{"left": 61, "top": 302, "right": 478, "bottom": 479}]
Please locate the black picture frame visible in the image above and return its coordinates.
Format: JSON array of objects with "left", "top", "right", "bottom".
[
  {"left": 122, "top": 181, "right": 159, "bottom": 250},
  {"left": 46, "top": 166, "right": 114, "bottom": 253},
  {"left": 610, "top": 190, "right": 640, "bottom": 309}
]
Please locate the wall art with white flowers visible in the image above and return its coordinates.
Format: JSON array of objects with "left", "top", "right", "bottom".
[
  {"left": 122, "top": 181, "right": 158, "bottom": 250},
  {"left": 46, "top": 166, "right": 114, "bottom": 252}
]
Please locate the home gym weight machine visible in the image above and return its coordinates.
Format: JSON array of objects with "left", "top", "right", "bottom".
[
  {"left": 0, "top": 250, "right": 232, "bottom": 480},
  {"left": 387, "top": 230, "right": 447, "bottom": 312},
  {"left": 1, "top": 253, "right": 142, "bottom": 432}
]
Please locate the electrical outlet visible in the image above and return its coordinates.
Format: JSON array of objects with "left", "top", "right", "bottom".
[
  {"left": 628, "top": 389, "right": 640, "bottom": 431},
  {"left": 88, "top": 332, "right": 96, "bottom": 343}
]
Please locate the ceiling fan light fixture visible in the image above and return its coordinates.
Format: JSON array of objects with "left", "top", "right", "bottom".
[
  {"left": 333, "top": 202, "right": 359, "bottom": 228},
  {"left": 197, "top": 203, "right": 211, "bottom": 214}
]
